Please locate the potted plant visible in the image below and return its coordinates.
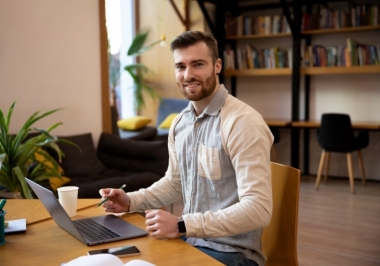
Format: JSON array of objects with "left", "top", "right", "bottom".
[
  {"left": 124, "top": 27, "right": 165, "bottom": 114},
  {"left": 0, "top": 101, "right": 76, "bottom": 199}
]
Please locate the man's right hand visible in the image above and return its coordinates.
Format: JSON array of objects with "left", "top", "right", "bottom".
[{"left": 98, "top": 188, "right": 130, "bottom": 213}]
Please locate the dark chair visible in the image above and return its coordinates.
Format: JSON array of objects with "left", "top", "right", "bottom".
[
  {"left": 315, "top": 113, "right": 369, "bottom": 194},
  {"left": 269, "top": 127, "right": 280, "bottom": 162}
]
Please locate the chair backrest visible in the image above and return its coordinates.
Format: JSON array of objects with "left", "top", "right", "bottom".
[
  {"left": 156, "top": 98, "right": 189, "bottom": 126},
  {"left": 318, "top": 113, "right": 356, "bottom": 152},
  {"left": 262, "top": 162, "right": 300, "bottom": 266}
]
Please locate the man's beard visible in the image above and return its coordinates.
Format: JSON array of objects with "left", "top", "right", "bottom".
[{"left": 178, "top": 70, "right": 217, "bottom": 101}]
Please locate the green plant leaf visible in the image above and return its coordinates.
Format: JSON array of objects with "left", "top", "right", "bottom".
[
  {"left": 0, "top": 153, "right": 5, "bottom": 168},
  {"left": 14, "top": 166, "right": 33, "bottom": 199},
  {"left": 0, "top": 101, "right": 75, "bottom": 197},
  {"left": 127, "top": 27, "right": 151, "bottom": 56},
  {"left": 124, "top": 27, "right": 163, "bottom": 114}
]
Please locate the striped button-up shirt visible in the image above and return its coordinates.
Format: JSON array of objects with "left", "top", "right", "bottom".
[{"left": 128, "top": 85, "right": 273, "bottom": 266}]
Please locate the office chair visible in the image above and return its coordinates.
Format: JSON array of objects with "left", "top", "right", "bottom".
[
  {"left": 269, "top": 127, "right": 280, "bottom": 162},
  {"left": 262, "top": 162, "right": 300, "bottom": 266},
  {"left": 315, "top": 113, "right": 368, "bottom": 194}
]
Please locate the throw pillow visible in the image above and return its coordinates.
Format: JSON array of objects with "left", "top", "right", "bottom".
[
  {"left": 34, "top": 148, "right": 69, "bottom": 190},
  {"left": 49, "top": 176, "right": 71, "bottom": 191},
  {"left": 159, "top": 113, "right": 179, "bottom": 129},
  {"left": 117, "top": 116, "right": 152, "bottom": 131}
]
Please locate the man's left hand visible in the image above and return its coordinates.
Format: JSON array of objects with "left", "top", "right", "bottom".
[{"left": 145, "top": 209, "right": 181, "bottom": 239}]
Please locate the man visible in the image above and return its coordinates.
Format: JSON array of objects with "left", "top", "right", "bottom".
[{"left": 100, "top": 31, "right": 273, "bottom": 266}]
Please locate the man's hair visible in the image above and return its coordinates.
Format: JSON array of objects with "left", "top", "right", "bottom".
[{"left": 170, "top": 31, "right": 219, "bottom": 63}]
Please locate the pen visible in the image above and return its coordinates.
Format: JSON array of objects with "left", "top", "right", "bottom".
[
  {"left": 95, "top": 184, "right": 126, "bottom": 208},
  {"left": 0, "top": 199, "right": 6, "bottom": 211}
]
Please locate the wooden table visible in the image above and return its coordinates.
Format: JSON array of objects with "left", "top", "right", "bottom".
[
  {"left": 292, "top": 120, "right": 380, "bottom": 130},
  {"left": 0, "top": 199, "right": 222, "bottom": 266},
  {"left": 291, "top": 120, "right": 380, "bottom": 174},
  {"left": 265, "top": 119, "right": 291, "bottom": 128}
]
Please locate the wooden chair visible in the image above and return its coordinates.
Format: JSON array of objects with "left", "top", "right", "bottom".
[
  {"left": 315, "top": 113, "right": 369, "bottom": 194},
  {"left": 262, "top": 162, "right": 300, "bottom": 266}
]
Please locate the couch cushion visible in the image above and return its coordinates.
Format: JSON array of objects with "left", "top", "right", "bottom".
[
  {"left": 97, "top": 133, "right": 169, "bottom": 176},
  {"left": 117, "top": 116, "right": 152, "bottom": 130},
  {"left": 158, "top": 113, "right": 179, "bottom": 129},
  {"left": 57, "top": 133, "right": 107, "bottom": 177}
]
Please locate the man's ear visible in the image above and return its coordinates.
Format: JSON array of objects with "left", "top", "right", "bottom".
[{"left": 215, "top": 58, "right": 222, "bottom": 75}]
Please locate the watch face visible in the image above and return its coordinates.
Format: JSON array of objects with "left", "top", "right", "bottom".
[{"left": 178, "top": 220, "right": 186, "bottom": 233}]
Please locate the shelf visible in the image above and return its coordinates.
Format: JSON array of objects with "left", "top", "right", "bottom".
[
  {"left": 302, "top": 25, "right": 380, "bottom": 35},
  {"left": 225, "top": 33, "right": 291, "bottom": 40},
  {"left": 265, "top": 119, "right": 292, "bottom": 127},
  {"left": 292, "top": 120, "right": 380, "bottom": 130},
  {"left": 226, "top": 26, "right": 380, "bottom": 40},
  {"left": 301, "top": 65, "right": 380, "bottom": 75},
  {"left": 224, "top": 68, "right": 292, "bottom": 76},
  {"left": 224, "top": 66, "right": 380, "bottom": 76}
]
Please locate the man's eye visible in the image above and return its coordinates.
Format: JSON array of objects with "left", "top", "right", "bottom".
[
  {"left": 176, "top": 65, "right": 185, "bottom": 70},
  {"left": 194, "top": 63, "right": 203, "bottom": 67}
]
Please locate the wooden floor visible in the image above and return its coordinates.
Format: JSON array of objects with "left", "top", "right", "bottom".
[{"left": 169, "top": 176, "right": 380, "bottom": 266}]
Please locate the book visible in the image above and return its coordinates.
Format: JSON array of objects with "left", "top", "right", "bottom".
[
  {"left": 64, "top": 254, "right": 156, "bottom": 266},
  {"left": 4, "top": 219, "right": 26, "bottom": 234}
]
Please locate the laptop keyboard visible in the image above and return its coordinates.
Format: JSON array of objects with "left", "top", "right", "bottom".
[{"left": 73, "top": 218, "right": 121, "bottom": 242}]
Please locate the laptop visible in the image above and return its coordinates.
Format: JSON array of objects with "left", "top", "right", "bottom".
[{"left": 25, "top": 178, "right": 148, "bottom": 246}]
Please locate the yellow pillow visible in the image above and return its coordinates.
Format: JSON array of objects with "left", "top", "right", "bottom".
[
  {"left": 34, "top": 151, "right": 63, "bottom": 173},
  {"left": 34, "top": 149, "right": 70, "bottom": 191},
  {"left": 159, "top": 113, "right": 179, "bottom": 129},
  {"left": 49, "top": 176, "right": 71, "bottom": 191},
  {"left": 117, "top": 116, "right": 152, "bottom": 130}
]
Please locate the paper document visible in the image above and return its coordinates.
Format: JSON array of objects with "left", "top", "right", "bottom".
[
  {"left": 63, "top": 254, "right": 156, "bottom": 266},
  {"left": 4, "top": 219, "right": 27, "bottom": 234}
]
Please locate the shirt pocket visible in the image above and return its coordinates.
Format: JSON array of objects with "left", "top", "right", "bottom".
[{"left": 198, "top": 143, "right": 221, "bottom": 181}]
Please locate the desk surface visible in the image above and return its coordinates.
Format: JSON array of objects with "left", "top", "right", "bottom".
[
  {"left": 1, "top": 199, "right": 222, "bottom": 266},
  {"left": 292, "top": 120, "right": 380, "bottom": 130},
  {"left": 265, "top": 119, "right": 292, "bottom": 127}
]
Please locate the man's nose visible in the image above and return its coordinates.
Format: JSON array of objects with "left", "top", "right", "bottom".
[{"left": 184, "top": 68, "right": 195, "bottom": 80}]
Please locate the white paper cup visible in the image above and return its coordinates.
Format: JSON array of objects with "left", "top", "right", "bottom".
[{"left": 57, "top": 186, "right": 79, "bottom": 217}]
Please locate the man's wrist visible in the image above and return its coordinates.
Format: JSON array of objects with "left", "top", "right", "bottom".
[{"left": 178, "top": 216, "right": 187, "bottom": 235}]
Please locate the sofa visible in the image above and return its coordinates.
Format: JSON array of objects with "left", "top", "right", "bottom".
[
  {"left": 52, "top": 132, "right": 169, "bottom": 198},
  {"left": 116, "top": 98, "right": 189, "bottom": 140}
]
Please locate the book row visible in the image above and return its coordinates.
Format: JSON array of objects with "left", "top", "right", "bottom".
[
  {"left": 223, "top": 45, "right": 292, "bottom": 70},
  {"left": 223, "top": 41, "right": 380, "bottom": 70},
  {"left": 302, "top": 3, "right": 379, "bottom": 31},
  {"left": 302, "top": 40, "right": 380, "bottom": 67},
  {"left": 225, "top": 3, "right": 379, "bottom": 36},
  {"left": 225, "top": 15, "right": 291, "bottom": 36}
]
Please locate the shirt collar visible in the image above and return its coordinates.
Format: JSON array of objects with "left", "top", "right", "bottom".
[
  {"left": 182, "top": 84, "right": 228, "bottom": 118},
  {"left": 203, "top": 84, "right": 228, "bottom": 117}
]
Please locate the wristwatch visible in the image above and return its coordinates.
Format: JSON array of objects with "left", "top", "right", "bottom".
[{"left": 178, "top": 217, "right": 187, "bottom": 235}]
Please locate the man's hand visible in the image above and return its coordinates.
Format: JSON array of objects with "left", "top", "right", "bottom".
[
  {"left": 145, "top": 209, "right": 181, "bottom": 239},
  {"left": 99, "top": 188, "right": 130, "bottom": 213}
]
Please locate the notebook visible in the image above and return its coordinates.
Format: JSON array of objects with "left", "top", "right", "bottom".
[{"left": 25, "top": 178, "right": 148, "bottom": 246}]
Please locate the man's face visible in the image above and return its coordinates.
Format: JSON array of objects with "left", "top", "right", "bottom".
[{"left": 173, "top": 42, "right": 221, "bottom": 101}]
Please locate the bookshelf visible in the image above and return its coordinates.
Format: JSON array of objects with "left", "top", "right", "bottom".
[
  {"left": 301, "top": 65, "right": 380, "bottom": 74},
  {"left": 302, "top": 24, "right": 380, "bottom": 35},
  {"left": 301, "top": 23, "right": 380, "bottom": 173},
  {"left": 197, "top": 0, "right": 380, "bottom": 171},
  {"left": 225, "top": 32, "right": 292, "bottom": 40},
  {"left": 224, "top": 68, "right": 292, "bottom": 76}
]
